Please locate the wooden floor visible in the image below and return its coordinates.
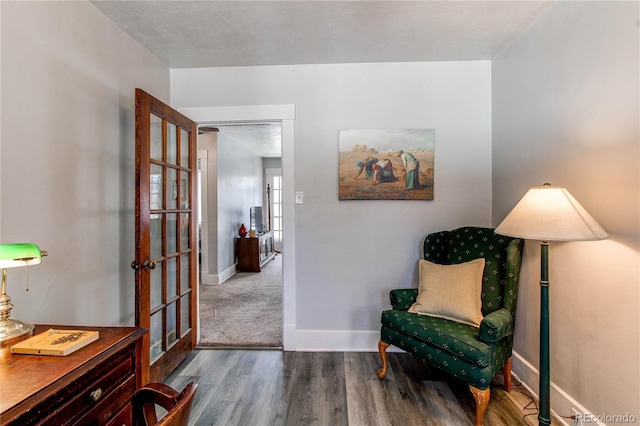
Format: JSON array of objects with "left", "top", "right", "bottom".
[{"left": 165, "top": 349, "right": 551, "bottom": 426}]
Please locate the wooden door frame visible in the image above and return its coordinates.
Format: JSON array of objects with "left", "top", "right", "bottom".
[
  {"left": 135, "top": 89, "right": 198, "bottom": 383},
  {"left": 179, "top": 105, "right": 296, "bottom": 350}
]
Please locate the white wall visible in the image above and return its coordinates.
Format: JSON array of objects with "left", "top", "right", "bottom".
[
  {"left": 492, "top": 1, "right": 639, "bottom": 421},
  {"left": 0, "top": 1, "right": 170, "bottom": 326},
  {"left": 199, "top": 130, "right": 270, "bottom": 284},
  {"left": 217, "top": 132, "right": 264, "bottom": 272},
  {"left": 172, "top": 61, "right": 493, "bottom": 343}
]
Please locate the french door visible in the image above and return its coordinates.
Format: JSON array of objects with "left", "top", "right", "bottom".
[
  {"left": 134, "top": 89, "right": 198, "bottom": 383},
  {"left": 266, "top": 168, "right": 283, "bottom": 252}
]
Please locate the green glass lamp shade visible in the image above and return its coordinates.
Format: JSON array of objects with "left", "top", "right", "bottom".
[
  {"left": 0, "top": 243, "right": 43, "bottom": 268},
  {"left": 0, "top": 243, "right": 45, "bottom": 344}
]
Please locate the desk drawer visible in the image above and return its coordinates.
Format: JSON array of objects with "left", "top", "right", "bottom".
[
  {"left": 105, "top": 400, "right": 133, "bottom": 426},
  {"left": 11, "top": 344, "right": 136, "bottom": 425},
  {"left": 78, "top": 375, "right": 136, "bottom": 426}
]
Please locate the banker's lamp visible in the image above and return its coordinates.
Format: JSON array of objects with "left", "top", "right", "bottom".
[
  {"left": 495, "top": 184, "right": 608, "bottom": 426},
  {"left": 0, "top": 243, "right": 47, "bottom": 344}
]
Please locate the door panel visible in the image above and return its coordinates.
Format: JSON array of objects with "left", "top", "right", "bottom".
[{"left": 134, "top": 88, "right": 197, "bottom": 383}]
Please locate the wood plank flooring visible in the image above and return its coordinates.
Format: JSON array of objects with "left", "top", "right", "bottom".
[{"left": 165, "top": 349, "right": 553, "bottom": 426}]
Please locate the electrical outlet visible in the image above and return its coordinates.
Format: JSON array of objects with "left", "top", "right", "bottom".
[{"left": 572, "top": 408, "right": 584, "bottom": 426}]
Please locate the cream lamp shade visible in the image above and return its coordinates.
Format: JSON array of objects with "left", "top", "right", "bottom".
[
  {"left": 494, "top": 184, "right": 608, "bottom": 241},
  {"left": 494, "top": 183, "right": 607, "bottom": 426}
]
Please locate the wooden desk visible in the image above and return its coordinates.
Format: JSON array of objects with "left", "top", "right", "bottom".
[{"left": 0, "top": 325, "right": 146, "bottom": 425}]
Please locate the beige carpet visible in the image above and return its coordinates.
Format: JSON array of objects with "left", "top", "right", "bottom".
[{"left": 198, "top": 254, "right": 282, "bottom": 347}]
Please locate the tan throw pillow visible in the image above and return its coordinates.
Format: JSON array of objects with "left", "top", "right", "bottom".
[{"left": 408, "top": 258, "right": 485, "bottom": 327}]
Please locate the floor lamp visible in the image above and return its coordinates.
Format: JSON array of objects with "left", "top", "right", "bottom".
[{"left": 495, "top": 184, "right": 608, "bottom": 426}]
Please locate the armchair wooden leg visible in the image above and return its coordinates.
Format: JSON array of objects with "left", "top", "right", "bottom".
[
  {"left": 503, "top": 356, "right": 512, "bottom": 392},
  {"left": 376, "top": 340, "right": 390, "bottom": 379},
  {"left": 469, "top": 386, "right": 490, "bottom": 426}
]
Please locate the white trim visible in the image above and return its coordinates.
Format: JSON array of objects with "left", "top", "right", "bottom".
[
  {"left": 295, "top": 330, "right": 380, "bottom": 352},
  {"left": 200, "top": 264, "right": 236, "bottom": 286},
  {"left": 197, "top": 149, "right": 209, "bottom": 290},
  {"left": 283, "top": 324, "right": 297, "bottom": 351},
  {"left": 178, "top": 104, "right": 296, "bottom": 350},
  {"left": 280, "top": 119, "right": 296, "bottom": 351},
  {"left": 512, "top": 350, "right": 603, "bottom": 426},
  {"left": 294, "top": 329, "right": 403, "bottom": 353},
  {"left": 180, "top": 105, "right": 295, "bottom": 122}
]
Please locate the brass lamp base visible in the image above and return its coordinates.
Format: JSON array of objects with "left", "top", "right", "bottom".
[
  {"left": 0, "top": 319, "right": 35, "bottom": 345},
  {"left": 0, "top": 267, "right": 35, "bottom": 345}
]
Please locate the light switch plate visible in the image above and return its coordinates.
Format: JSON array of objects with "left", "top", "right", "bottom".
[{"left": 295, "top": 191, "right": 303, "bottom": 204}]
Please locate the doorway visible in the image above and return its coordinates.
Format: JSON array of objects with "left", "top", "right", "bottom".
[
  {"left": 179, "top": 103, "right": 296, "bottom": 350},
  {"left": 198, "top": 122, "right": 282, "bottom": 347}
]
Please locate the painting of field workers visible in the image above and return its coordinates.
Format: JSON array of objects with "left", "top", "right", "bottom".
[{"left": 338, "top": 129, "right": 434, "bottom": 200}]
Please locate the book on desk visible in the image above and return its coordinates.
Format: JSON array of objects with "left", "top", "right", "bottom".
[{"left": 10, "top": 328, "right": 99, "bottom": 356}]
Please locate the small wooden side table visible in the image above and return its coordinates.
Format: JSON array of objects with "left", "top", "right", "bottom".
[{"left": 236, "top": 230, "right": 276, "bottom": 272}]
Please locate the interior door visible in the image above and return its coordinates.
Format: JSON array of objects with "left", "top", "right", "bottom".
[{"left": 134, "top": 88, "right": 198, "bottom": 383}]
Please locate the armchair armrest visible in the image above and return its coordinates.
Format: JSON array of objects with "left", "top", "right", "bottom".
[
  {"left": 478, "top": 308, "right": 514, "bottom": 343},
  {"left": 503, "top": 239, "right": 524, "bottom": 314},
  {"left": 389, "top": 289, "right": 418, "bottom": 311}
]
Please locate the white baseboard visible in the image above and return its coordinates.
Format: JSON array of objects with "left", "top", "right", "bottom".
[
  {"left": 200, "top": 264, "right": 236, "bottom": 285},
  {"left": 294, "top": 329, "right": 403, "bottom": 352},
  {"left": 512, "top": 350, "right": 604, "bottom": 426},
  {"left": 283, "top": 323, "right": 296, "bottom": 351}
]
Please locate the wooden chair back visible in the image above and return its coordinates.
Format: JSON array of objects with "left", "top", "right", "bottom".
[{"left": 133, "top": 381, "right": 198, "bottom": 426}]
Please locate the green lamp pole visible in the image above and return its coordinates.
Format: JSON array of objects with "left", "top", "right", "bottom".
[
  {"left": 539, "top": 241, "right": 551, "bottom": 426},
  {"left": 494, "top": 184, "right": 608, "bottom": 426}
]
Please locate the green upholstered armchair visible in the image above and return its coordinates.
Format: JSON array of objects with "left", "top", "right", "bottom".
[{"left": 377, "top": 227, "right": 523, "bottom": 426}]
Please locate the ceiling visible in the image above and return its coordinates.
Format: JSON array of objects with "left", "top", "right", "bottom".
[
  {"left": 202, "top": 123, "right": 283, "bottom": 158},
  {"left": 90, "top": 0, "right": 554, "bottom": 157},
  {"left": 91, "top": 0, "right": 554, "bottom": 68}
]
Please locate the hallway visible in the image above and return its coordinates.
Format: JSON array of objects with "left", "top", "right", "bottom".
[{"left": 198, "top": 254, "right": 282, "bottom": 347}]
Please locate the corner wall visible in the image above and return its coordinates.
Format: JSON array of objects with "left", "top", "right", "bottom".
[
  {"left": 172, "top": 61, "right": 493, "bottom": 345},
  {"left": 1, "top": 1, "right": 170, "bottom": 325},
  {"left": 217, "top": 132, "right": 264, "bottom": 274},
  {"left": 492, "top": 1, "right": 639, "bottom": 421}
]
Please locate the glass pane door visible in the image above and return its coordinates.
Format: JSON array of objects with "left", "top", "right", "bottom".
[
  {"left": 148, "top": 115, "right": 193, "bottom": 364},
  {"left": 135, "top": 89, "right": 197, "bottom": 383}
]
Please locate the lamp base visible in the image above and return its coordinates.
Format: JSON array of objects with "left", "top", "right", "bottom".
[{"left": 0, "top": 318, "right": 35, "bottom": 345}]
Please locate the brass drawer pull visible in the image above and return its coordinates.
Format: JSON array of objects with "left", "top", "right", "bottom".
[{"left": 90, "top": 388, "right": 103, "bottom": 402}]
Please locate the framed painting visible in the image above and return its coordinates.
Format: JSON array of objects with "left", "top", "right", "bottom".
[{"left": 338, "top": 129, "right": 434, "bottom": 200}]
